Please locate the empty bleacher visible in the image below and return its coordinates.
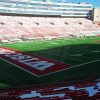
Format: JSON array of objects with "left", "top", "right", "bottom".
[{"left": 0, "top": 16, "right": 99, "bottom": 43}]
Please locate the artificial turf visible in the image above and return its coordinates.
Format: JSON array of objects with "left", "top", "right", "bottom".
[{"left": 0, "top": 36, "right": 100, "bottom": 89}]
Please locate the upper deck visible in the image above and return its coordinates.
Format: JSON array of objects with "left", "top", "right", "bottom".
[{"left": 0, "top": 0, "right": 92, "bottom": 17}]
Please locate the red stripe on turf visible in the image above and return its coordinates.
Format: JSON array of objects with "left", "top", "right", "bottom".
[{"left": 0, "top": 47, "right": 72, "bottom": 76}]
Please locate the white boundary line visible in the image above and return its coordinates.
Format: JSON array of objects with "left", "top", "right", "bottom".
[
  {"left": 38, "top": 59, "right": 100, "bottom": 77},
  {"left": 71, "top": 59, "right": 100, "bottom": 68},
  {"left": 1, "top": 57, "right": 100, "bottom": 78},
  {"left": 0, "top": 57, "right": 39, "bottom": 77}
]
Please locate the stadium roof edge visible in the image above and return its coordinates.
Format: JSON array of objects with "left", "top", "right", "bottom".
[{"left": 0, "top": 12, "right": 88, "bottom": 18}]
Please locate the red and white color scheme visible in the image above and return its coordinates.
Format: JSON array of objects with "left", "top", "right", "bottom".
[{"left": 0, "top": 47, "right": 71, "bottom": 77}]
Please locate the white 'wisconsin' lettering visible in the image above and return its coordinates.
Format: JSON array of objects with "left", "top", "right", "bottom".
[
  {"left": 24, "top": 61, "right": 55, "bottom": 71},
  {"left": 1, "top": 49, "right": 55, "bottom": 71}
]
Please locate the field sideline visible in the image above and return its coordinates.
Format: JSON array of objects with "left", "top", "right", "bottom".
[{"left": 0, "top": 36, "right": 100, "bottom": 89}]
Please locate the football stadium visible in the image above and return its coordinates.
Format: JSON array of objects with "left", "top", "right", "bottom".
[{"left": 0, "top": 0, "right": 100, "bottom": 99}]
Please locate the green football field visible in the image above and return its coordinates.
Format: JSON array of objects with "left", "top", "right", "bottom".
[{"left": 0, "top": 36, "right": 100, "bottom": 89}]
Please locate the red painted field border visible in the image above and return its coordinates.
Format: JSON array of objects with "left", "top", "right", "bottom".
[{"left": 0, "top": 47, "right": 72, "bottom": 77}]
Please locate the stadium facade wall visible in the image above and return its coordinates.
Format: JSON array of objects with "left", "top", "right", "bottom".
[
  {"left": 0, "top": 0, "right": 92, "bottom": 18},
  {"left": 92, "top": 8, "right": 100, "bottom": 22}
]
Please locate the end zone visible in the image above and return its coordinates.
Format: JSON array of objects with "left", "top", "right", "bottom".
[{"left": 0, "top": 47, "right": 72, "bottom": 77}]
